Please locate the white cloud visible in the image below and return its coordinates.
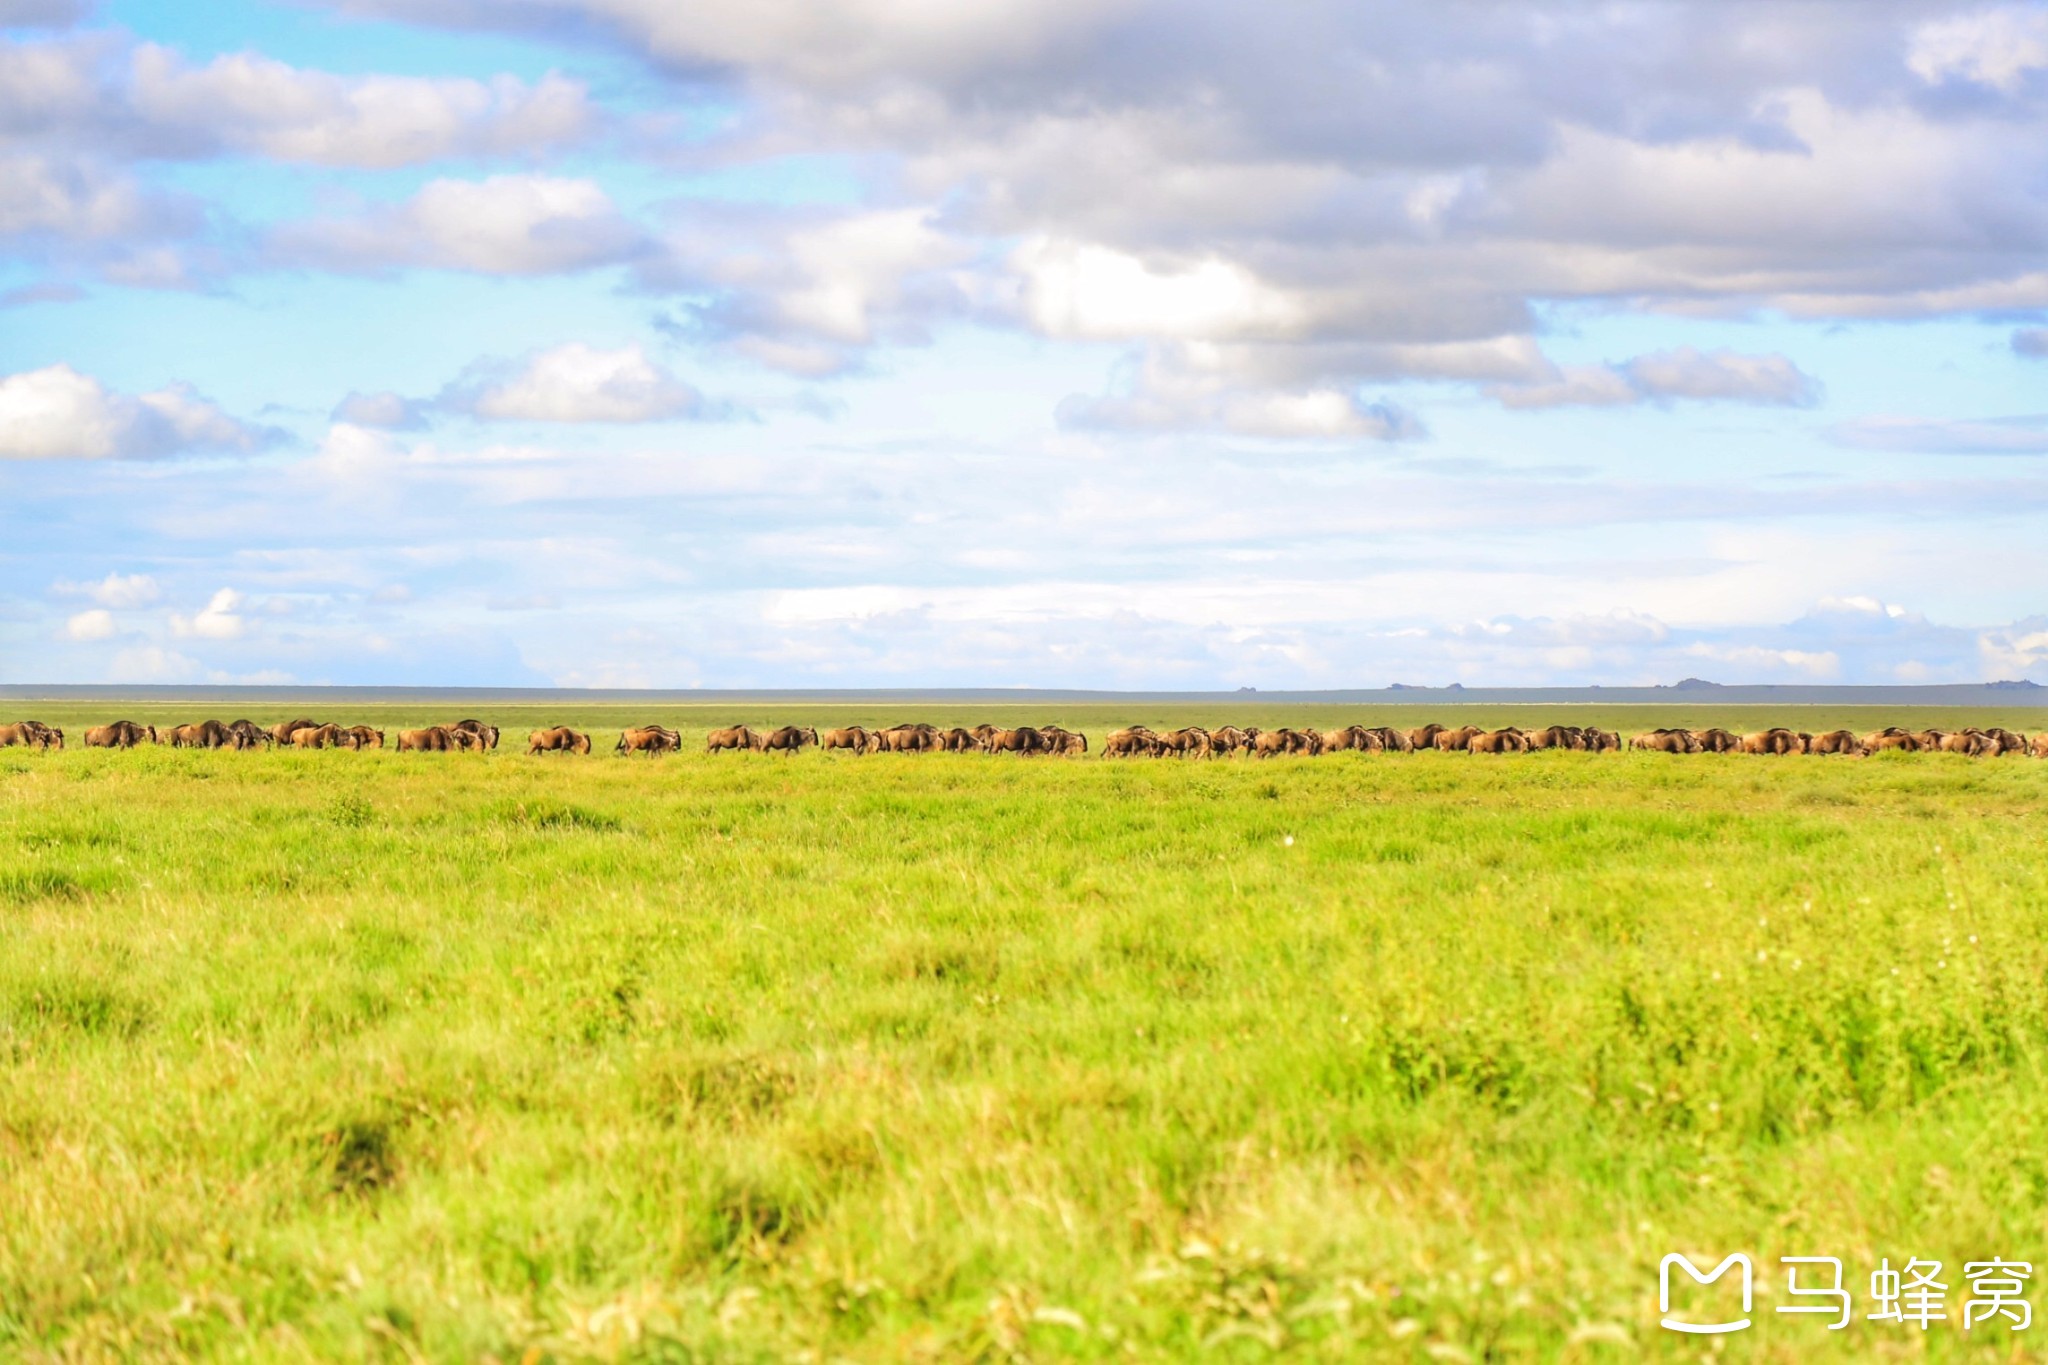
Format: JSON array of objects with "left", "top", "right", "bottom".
[
  {"left": 1056, "top": 341, "right": 1420, "bottom": 438},
  {"left": 126, "top": 47, "right": 595, "bottom": 167},
  {"left": 0, "top": 363, "right": 271, "bottom": 459},
  {"left": 54, "top": 571, "right": 162, "bottom": 608},
  {"left": 167, "top": 587, "right": 247, "bottom": 640},
  {"left": 1827, "top": 416, "right": 2048, "bottom": 454},
  {"left": 643, "top": 207, "right": 972, "bottom": 374},
  {"left": 332, "top": 389, "right": 425, "bottom": 428},
  {"left": 1909, "top": 6, "right": 2048, "bottom": 92},
  {"left": 1493, "top": 348, "right": 1819, "bottom": 410},
  {"left": 273, "top": 174, "right": 643, "bottom": 275},
  {"left": 1016, "top": 239, "right": 1306, "bottom": 342},
  {"left": 64, "top": 608, "right": 114, "bottom": 640},
  {"left": 0, "top": 152, "right": 181, "bottom": 240},
  {"left": 107, "top": 644, "right": 201, "bottom": 684},
  {"left": 452, "top": 342, "right": 701, "bottom": 422}
]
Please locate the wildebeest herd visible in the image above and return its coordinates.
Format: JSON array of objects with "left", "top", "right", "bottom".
[{"left": 5, "top": 717, "right": 2047, "bottom": 758}]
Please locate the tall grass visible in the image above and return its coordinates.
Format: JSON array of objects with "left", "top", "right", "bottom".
[{"left": 1, "top": 705, "right": 2045, "bottom": 1360}]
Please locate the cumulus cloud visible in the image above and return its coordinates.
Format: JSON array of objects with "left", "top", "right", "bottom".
[
  {"left": 63, "top": 608, "right": 114, "bottom": 640},
  {"left": 332, "top": 390, "right": 427, "bottom": 429},
  {"left": 340, "top": 0, "right": 2048, "bottom": 424},
  {"left": 0, "top": 364, "right": 274, "bottom": 459},
  {"left": 1492, "top": 348, "right": 1821, "bottom": 410},
  {"left": 641, "top": 207, "right": 973, "bottom": 375},
  {"left": 125, "top": 47, "right": 594, "bottom": 166},
  {"left": 1826, "top": 415, "right": 2048, "bottom": 454},
  {"left": 54, "top": 571, "right": 162, "bottom": 607},
  {"left": 272, "top": 174, "right": 644, "bottom": 275},
  {"left": 444, "top": 342, "right": 703, "bottom": 422},
  {"left": 167, "top": 587, "right": 247, "bottom": 640},
  {"left": 1909, "top": 6, "right": 2048, "bottom": 93}
]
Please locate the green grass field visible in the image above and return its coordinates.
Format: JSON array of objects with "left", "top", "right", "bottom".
[{"left": 5, "top": 702, "right": 2048, "bottom": 1362}]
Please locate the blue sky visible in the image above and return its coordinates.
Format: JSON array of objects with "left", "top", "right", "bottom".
[{"left": 2, "top": 0, "right": 2046, "bottom": 688}]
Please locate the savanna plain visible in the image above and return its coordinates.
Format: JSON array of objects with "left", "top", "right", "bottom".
[{"left": 5, "top": 701, "right": 2048, "bottom": 1363}]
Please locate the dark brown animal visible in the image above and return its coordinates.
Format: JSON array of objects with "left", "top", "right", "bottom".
[
  {"left": 84, "top": 720, "right": 149, "bottom": 748},
  {"left": 397, "top": 727, "right": 454, "bottom": 752},
  {"left": 1470, "top": 727, "right": 1528, "bottom": 753},
  {"left": 271, "top": 718, "right": 320, "bottom": 746},
  {"left": 528, "top": 726, "right": 590, "bottom": 755},
  {"left": 617, "top": 725, "right": 681, "bottom": 756},
  {"left": 704, "top": 725, "right": 757, "bottom": 753},
  {"left": 820, "top": 726, "right": 870, "bottom": 752},
  {"left": 758, "top": 725, "right": 818, "bottom": 753}
]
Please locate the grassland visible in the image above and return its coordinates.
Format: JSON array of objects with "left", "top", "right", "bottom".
[{"left": 4, "top": 702, "right": 2048, "bottom": 1362}]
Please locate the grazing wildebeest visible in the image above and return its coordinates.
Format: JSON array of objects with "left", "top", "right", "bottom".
[
  {"left": 617, "top": 725, "right": 682, "bottom": 756},
  {"left": 293, "top": 723, "right": 360, "bottom": 750},
  {"left": 397, "top": 727, "right": 455, "bottom": 752},
  {"left": 449, "top": 719, "right": 500, "bottom": 750},
  {"left": 1433, "top": 725, "right": 1481, "bottom": 752},
  {"left": 527, "top": 726, "right": 590, "bottom": 755},
  {"left": 1632, "top": 729, "right": 1697, "bottom": 754},
  {"left": 1690, "top": 728, "right": 1741, "bottom": 754},
  {"left": 1470, "top": 727, "right": 1529, "bottom": 753},
  {"left": 226, "top": 719, "right": 271, "bottom": 749},
  {"left": 271, "top": 718, "right": 320, "bottom": 747},
  {"left": 0, "top": 721, "right": 58, "bottom": 749},
  {"left": 1807, "top": 729, "right": 1864, "bottom": 756},
  {"left": 939, "top": 727, "right": 986, "bottom": 753},
  {"left": 169, "top": 719, "right": 234, "bottom": 749},
  {"left": 85, "top": 720, "right": 150, "bottom": 749},
  {"left": 1038, "top": 724, "right": 1088, "bottom": 756}
]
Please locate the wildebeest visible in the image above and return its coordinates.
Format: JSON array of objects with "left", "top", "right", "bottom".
[
  {"left": 2034, "top": 733, "right": 2048, "bottom": 758},
  {"left": 271, "top": 718, "right": 320, "bottom": 747},
  {"left": 168, "top": 719, "right": 233, "bottom": 749},
  {"left": 617, "top": 725, "right": 682, "bottom": 756},
  {"left": 1039, "top": 724, "right": 1088, "bottom": 756},
  {"left": 758, "top": 725, "right": 819, "bottom": 753},
  {"left": 1103, "top": 726, "right": 1160, "bottom": 757},
  {"left": 987, "top": 726, "right": 1047, "bottom": 755},
  {"left": 1807, "top": 729, "right": 1863, "bottom": 756},
  {"left": 1433, "top": 725, "right": 1482, "bottom": 752},
  {"left": 0, "top": 721, "right": 60, "bottom": 749},
  {"left": 226, "top": 719, "right": 271, "bottom": 750},
  {"left": 1691, "top": 728, "right": 1741, "bottom": 754},
  {"left": 449, "top": 719, "right": 500, "bottom": 750},
  {"left": 705, "top": 725, "right": 757, "bottom": 753},
  {"left": 1470, "top": 727, "right": 1528, "bottom": 753},
  {"left": 84, "top": 719, "right": 150, "bottom": 748},
  {"left": 397, "top": 727, "right": 455, "bottom": 752},
  {"left": 939, "top": 727, "right": 986, "bottom": 753},
  {"left": 820, "top": 726, "right": 871, "bottom": 753},
  {"left": 1632, "top": 729, "right": 1697, "bottom": 754},
  {"left": 528, "top": 726, "right": 590, "bottom": 755},
  {"left": 292, "top": 723, "right": 360, "bottom": 750},
  {"left": 1863, "top": 728, "right": 1918, "bottom": 753}
]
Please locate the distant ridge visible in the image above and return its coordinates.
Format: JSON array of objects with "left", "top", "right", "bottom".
[{"left": 1, "top": 682, "right": 2043, "bottom": 707}]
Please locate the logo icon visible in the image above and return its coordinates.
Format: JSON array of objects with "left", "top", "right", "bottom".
[{"left": 1661, "top": 1253, "right": 1753, "bottom": 1334}]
